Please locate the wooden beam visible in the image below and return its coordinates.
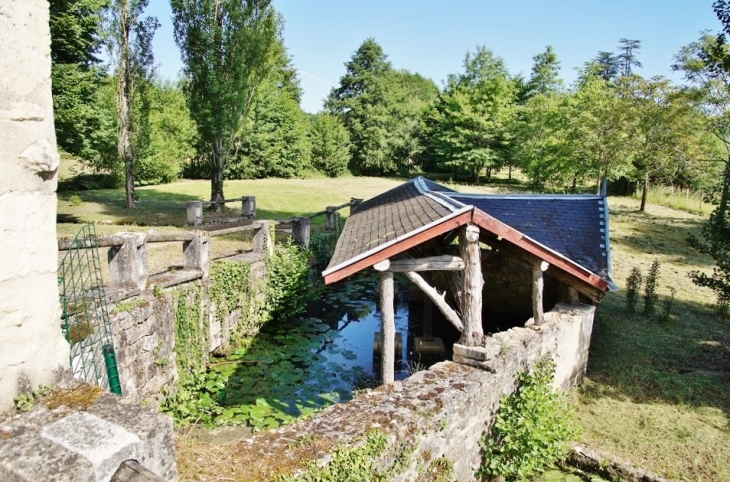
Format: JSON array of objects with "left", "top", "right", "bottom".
[
  {"left": 380, "top": 271, "right": 395, "bottom": 384},
  {"left": 479, "top": 234, "right": 603, "bottom": 303},
  {"left": 403, "top": 271, "right": 464, "bottom": 333},
  {"left": 532, "top": 264, "right": 545, "bottom": 326},
  {"left": 323, "top": 210, "right": 473, "bottom": 284},
  {"left": 459, "top": 224, "right": 484, "bottom": 346},
  {"left": 472, "top": 209, "right": 609, "bottom": 292},
  {"left": 373, "top": 255, "right": 465, "bottom": 272}
]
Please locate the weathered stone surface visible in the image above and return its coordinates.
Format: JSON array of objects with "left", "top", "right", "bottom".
[
  {"left": 230, "top": 303, "right": 596, "bottom": 481},
  {"left": 0, "top": 383, "right": 177, "bottom": 482},
  {"left": 0, "top": 0, "right": 70, "bottom": 413}
]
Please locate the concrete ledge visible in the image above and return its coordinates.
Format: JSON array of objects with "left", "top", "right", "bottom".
[{"left": 0, "top": 380, "right": 177, "bottom": 482}]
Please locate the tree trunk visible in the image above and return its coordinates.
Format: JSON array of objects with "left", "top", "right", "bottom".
[
  {"left": 719, "top": 158, "right": 730, "bottom": 219},
  {"left": 210, "top": 138, "right": 226, "bottom": 212},
  {"left": 458, "top": 224, "right": 484, "bottom": 346},
  {"left": 640, "top": 173, "right": 649, "bottom": 212},
  {"left": 571, "top": 173, "right": 577, "bottom": 193},
  {"left": 508, "top": 165, "right": 512, "bottom": 180},
  {"left": 116, "top": 1, "right": 135, "bottom": 209},
  {"left": 379, "top": 271, "right": 395, "bottom": 384}
]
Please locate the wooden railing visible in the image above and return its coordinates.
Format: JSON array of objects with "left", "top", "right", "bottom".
[{"left": 273, "top": 198, "right": 363, "bottom": 247}]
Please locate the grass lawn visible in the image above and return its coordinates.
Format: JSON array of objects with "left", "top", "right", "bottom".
[{"left": 55, "top": 175, "right": 729, "bottom": 480}]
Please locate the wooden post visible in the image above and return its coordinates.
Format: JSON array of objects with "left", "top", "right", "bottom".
[
  {"left": 292, "top": 217, "right": 310, "bottom": 248},
  {"left": 423, "top": 298, "right": 433, "bottom": 341},
  {"left": 380, "top": 270, "right": 395, "bottom": 384},
  {"left": 458, "top": 224, "right": 483, "bottom": 346},
  {"left": 567, "top": 286, "right": 579, "bottom": 305},
  {"left": 532, "top": 261, "right": 549, "bottom": 325},
  {"left": 186, "top": 200, "right": 203, "bottom": 225}
]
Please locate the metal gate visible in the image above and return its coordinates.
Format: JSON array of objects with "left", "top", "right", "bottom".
[{"left": 58, "top": 223, "right": 122, "bottom": 395}]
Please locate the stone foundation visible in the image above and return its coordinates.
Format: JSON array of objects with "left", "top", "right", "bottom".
[{"left": 221, "top": 303, "right": 595, "bottom": 481}]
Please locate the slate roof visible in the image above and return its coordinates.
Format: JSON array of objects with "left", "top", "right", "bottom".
[
  {"left": 327, "top": 178, "right": 459, "bottom": 268},
  {"left": 323, "top": 177, "right": 613, "bottom": 289},
  {"left": 448, "top": 194, "right": 610, "bottom": 280}
]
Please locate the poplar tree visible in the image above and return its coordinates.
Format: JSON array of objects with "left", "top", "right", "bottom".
[{"left": 171, "top": 0, "right": 279, "bottom": 209}]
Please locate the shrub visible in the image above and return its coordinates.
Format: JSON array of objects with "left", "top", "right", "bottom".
[
  {"left": 688, "top": 206, "right": 730, "bottom": 316},
  {"left": 309, "top": 229, "right": 339, "bottom": 272},
  {"left": 477, "top": 356, "right": 576, "bottom": 481},
  {"left": 267, "top": 239, "right": 318, "bottom": 319},
  {"left": 643, "top": 259, "right": 660, "bottom": 316},
  {"left": 626, "top": 267, "right": 643, "bottom": 314}
]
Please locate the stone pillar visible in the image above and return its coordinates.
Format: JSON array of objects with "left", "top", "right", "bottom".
[
  {"left": 292, "top": 217, "right": 310, "bottom": 248},
  {"left": 242, "top": 196, "right": 256, "bottom": 218},
  {"left": 186, "top": 200, "right": 203, "bottom": 225},
  {"left": 350, "top": 198, "right": 363, "bottom": 215},
  {"left": 107, "top": 233, "right": 148, "bottom": 291},
  {"left": 0, "top": 0, "right": 71, "bottom": 412},
  {"left": 183, "top": 231, "right": 210, "bottom": 278},
  {"left": 380, "top": 271, "right": 395, "bottom": 384},
  {"left": 252, "top": 220, "right": 273, "bottom": 256},
  {"left": 458, "top": 224, "right": 484, "bottom": 346},
  {"left": 325, "top": 207, "right": 340, "bottom": 231}
]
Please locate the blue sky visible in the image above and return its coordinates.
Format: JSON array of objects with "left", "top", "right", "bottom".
[{"left": 147, "top": 0, "right": 719, "bottom": 113}]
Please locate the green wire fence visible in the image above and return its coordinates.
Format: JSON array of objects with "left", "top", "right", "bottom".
[{"left": 58, "top": 223, "right": 121, "bottom": 395}]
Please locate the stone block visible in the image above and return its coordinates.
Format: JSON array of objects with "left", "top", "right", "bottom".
[
  {"left": 372, "top": 332, "right": 403, "bottom": 355},
  {"left": 453, "top": 342, "right": 501, "bottom": 361},
  {"left": 183, "top": 231, "right": 210, "bottom": 278},
  {"left": 413, "top": 337, "right": 445, "bottom": 357},
  {"left": 186, "top": 201, "right": 203, "bottom": 225},
  {"left": 108, "top": 233, "right": 147, "bottom": 291}
]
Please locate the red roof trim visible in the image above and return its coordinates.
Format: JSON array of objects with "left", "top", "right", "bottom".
[
  {"left": 471, "top": 209, "right": 609, "bottom": 291},
  {"left": 323, "top": 210, "right": 473, "bottom": 285}
]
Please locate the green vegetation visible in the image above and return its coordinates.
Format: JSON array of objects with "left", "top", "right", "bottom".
[
  {"left": 266, "top": 239, "right": 317, "bottom": 320},
  {"left": 477, "top": 357, "right": 576, "bottom": 481}
]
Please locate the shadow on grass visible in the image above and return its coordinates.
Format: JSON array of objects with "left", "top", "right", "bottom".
[
  {"left": 582, "top": 290, "right": 730, "bottom": 417},
  {"left": 57, "top": 187, "right": 328, "bottom": 227}
]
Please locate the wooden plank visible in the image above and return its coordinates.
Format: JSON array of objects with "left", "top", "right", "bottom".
[
  {"left": 323, "top": 210, "right": 473, "bottom": 284},
  {"left": 380, "top": 271, "right": 395, "bottom": 384},
  {"left": 208, "top": 224, "right": 258, "bottom": 237},
  {"left": 146, "top": 233, "right": 195, "bottom": 243},
  {"left": 404, "top": 271, "right": 464, "bottom": 333},
  {"left": 376, "top": 255, "right": 465, "bottom": 272}
]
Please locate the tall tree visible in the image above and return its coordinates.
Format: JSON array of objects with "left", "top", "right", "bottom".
[
  {"left": 171, "top": 0, "right": 279, "bottom": 208},
  {"left": 423, "top": 47, "right": 516, "bottom": 182},
  {"left": 617, "top": 76, "right": 707, "bottom": 211},
  {"left": 310, "top": 113, "right": 352, "bottom": 177},
  {"left": 523, "top": 46, "right": 562, "bottom": 99},
  {"left": 106, "top": 0, "right": 158, "bottom": 208},
  {"left": 49, "top": 0, "right": 108, "bottom": 159},
  {"left": 585, "top": 51, "right": 620, "bottom": 82},
  {"left": 327, "top": 39, "right": 436, "bottom": 175},
  {"left": 617, "top": 38, "right": 642, "bottom": 77}
]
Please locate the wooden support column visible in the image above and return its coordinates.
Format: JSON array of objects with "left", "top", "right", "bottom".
[
  {"left": 459, "top": 224, "right": 484, "bottom": 346},
  {"left": 567, "top": 286, "right": 580, "bottom": 305},
  {"left": 423, "top": 298, "right": 433, "bottom": 341},
  {"left": 379, "top": 271, "right": 395, "bottom": 384},
  {"left": 532, "top": 261, "right": 549, "bottom": 325}
]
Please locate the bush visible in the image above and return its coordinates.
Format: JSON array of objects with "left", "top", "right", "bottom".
[
  {"left": 689, "top": 206, "right": 730, "bottom": 316},
  {"left": 309, "top": 230, "right": 340, "bottom": 272},
  {"left": 643, "top": 259, "right": 660, "bottom": 316},
  {"left": 626, "top": 267, "right": 643, "bottom": 314},
  {"left": 477, "top": 356, "right": 576, "bottom": 481},
  {"left": 267, "top": 239, "right": 318, "bottom": 319}
]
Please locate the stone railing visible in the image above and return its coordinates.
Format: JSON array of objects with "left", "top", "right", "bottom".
[
  {"left": 274, "top": 197, "right": 363, "bottom": 248},
  {"left": 186, "top": 196, "right": 257, "bottom": 225},
  {"left": 58, "top": 221, "right": 272, "bottom": 302}
]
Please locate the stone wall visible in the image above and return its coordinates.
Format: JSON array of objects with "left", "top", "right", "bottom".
[
  {"left": 109, "top": 258, "right": 268, "bottom": 406},
  {"left": 229, "top": 303, "right": 595, "bottom": 481},
  {"left": 0, "top": 0, "right": 70, "bottom": 412}
]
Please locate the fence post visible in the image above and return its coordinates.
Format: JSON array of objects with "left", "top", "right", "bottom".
[
  {"left": 187, "top": 200, "right": 203, "bottom": 225},
  {"left": 252, "top": 220, "right": 273, "bottom": 256},
  {"left": 183, "top": 231, "right": 210, "bottom": 279},
  {"left": 350, "top": 198, "right": 363, "bottom": 215},
  {"left": 242, "top": 196, "right": 256, "bottom": 218},
  {"left": 325, "top": 207, "right": 340, "bottom": 231},
  {"left": 292, "top": 217, "right": 310, "bottom": 248},
  {"left": 107, "top": 232, "right": 148, "bottom": 290}
]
